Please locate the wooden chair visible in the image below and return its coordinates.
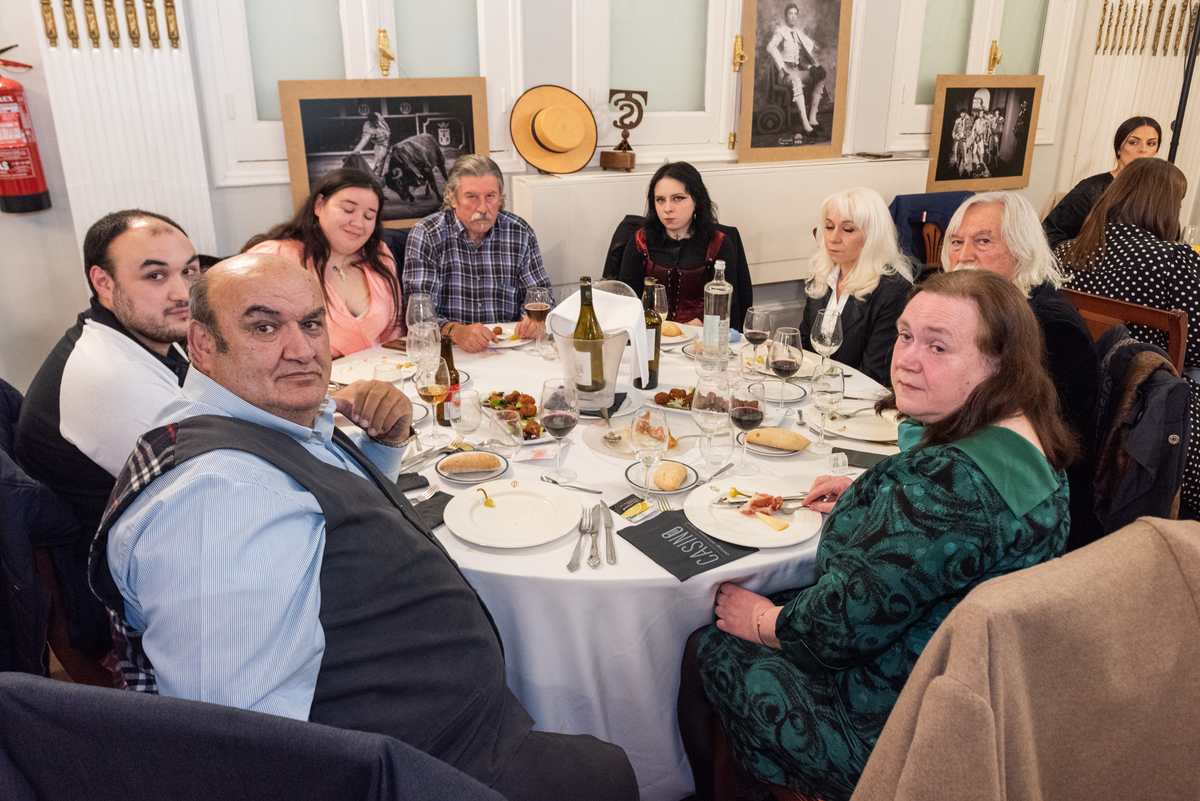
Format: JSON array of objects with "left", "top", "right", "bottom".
[
  {"left": 1061, "top": 288, "right": 1188, "bottom": 373},
  {"left": 921, "top": 221, "right": 943, "bottom": 266}
]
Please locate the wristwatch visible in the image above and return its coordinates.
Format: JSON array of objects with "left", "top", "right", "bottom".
[{"left": 372, "top": 425, "right": 419, "bottom": 449}]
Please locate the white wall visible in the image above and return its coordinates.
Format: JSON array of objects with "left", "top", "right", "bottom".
[{"left": 0, "top": 1, "right": 88, "bottom": 392}]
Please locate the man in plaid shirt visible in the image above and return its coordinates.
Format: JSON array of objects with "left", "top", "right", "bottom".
[{"left": 403, "top": 155, "right": 551, "bottom": 353}]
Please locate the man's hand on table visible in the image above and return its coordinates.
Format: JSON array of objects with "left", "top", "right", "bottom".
[
  {"left": 513, "top": 316, "right": 539, "bottom": 340},
  {"left": 450, "top": 322, "right": 498, "bottom": 353},
  {"left": 802, "top": 474, "right": 853, "bottom": 514},
  {"left": 331, "top": 380, "right": 413, "bottom": 444}
]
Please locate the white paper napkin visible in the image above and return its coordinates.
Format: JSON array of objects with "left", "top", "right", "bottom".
[{"left": 548, "top": 288, "right": 650, "bottom": 385}]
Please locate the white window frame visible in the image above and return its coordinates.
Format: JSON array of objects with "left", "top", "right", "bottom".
[
  {"left": 885, "top": 0, "right": 1077, "bottom": 152},
  {"left": 189, "top": 0, "right": 522, "bottom": 186}
]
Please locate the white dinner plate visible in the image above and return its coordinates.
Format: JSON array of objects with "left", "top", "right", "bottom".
[
  {"left": 331, "top": 354, "right": 417, "bottom": 385},
  {"left": 683, "top": 478, "right": 822, "bottom": 548},
  {"left": 624, "top": 460, "right": 700, "bottom": 495},
  {"left": 760, "top": 380, "right": 808, "bottom": 403},
  {"left": 739, "top": 344, "right": 822, "bottom": 378},
  {"left": 408, "top": 403, "right": 431, "bottom": 425},
  {"left": 435, "top": 451, "right": 510, "bottom": 484},
  {"left": 660, "top": 327, "right": 696, "bottom": 346},
  {"left": 580, "top": 422, "right": 696, "bottom": 459},
  {"left": 442, "top": 478, "right": 582, "bottom": 548},
  {"left": 735, "top": 430, "right": 808, "bottom": 457},
  {"left": 801, "top": 405, "right": 900, "bottom": 443},
  {"left": 647, "top": 386, "right": 696, "bottom": 415},
  {"left": 486, "top": 322, "right": 531, "bottom": 349}
]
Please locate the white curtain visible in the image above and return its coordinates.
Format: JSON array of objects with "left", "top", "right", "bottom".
[
  {"left": 1056, "top": 0, "right": 1200, "bottom": 218},
  {"left": 31, "top": 0, "right": 217, "bottom": 254}
]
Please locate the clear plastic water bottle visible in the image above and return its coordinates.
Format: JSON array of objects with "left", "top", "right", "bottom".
[{"left": 702, "top": 260, "right": 732, "bottom": 371}]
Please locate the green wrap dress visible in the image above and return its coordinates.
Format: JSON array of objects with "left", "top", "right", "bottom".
[{"left": 696, "top": 421, "right": 1070, "bottom": 801}]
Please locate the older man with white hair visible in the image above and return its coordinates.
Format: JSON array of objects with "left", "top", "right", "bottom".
[{"left": 942, "top": 191, "right": 1102, "bottom": 549}]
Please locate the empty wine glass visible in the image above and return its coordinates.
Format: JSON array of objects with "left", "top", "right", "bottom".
[
  {"left": 691, "top": 376, "right": 731, "bottom": 473},
  {"left": 807, "top": 365, "right": 845, "bottom": 456},
  {"left": 407, "top": 322, "right": 441, "bottom": 366},
  {"left": 373, "top": 362, "right": 403, "bottom": 386},
  {"left": 540, "top": 378, "right": 580, "bottom": 483},
  {"left": 769, "top": 327, "right": 803, "bottom": 410},
  {"left": 741, "top": 306, "right": 772, "bottom": 376},
  {"left": 811, "top": 309, "right": 843, "bottom": 370},
  {"left": 631, "top": 407, "right": 669, "bottom": 500},
  {"left": 731, "top": 380, "right": 767, "bottom": 476},
  {"left": 406, "top": 293, "right": 436, "bottom": 332},
  {"left": 414, "top": 357, "right": 450, "bottom": 447},
  {"left": 447, "top": 388, "right": 482, "bottom": 440}
]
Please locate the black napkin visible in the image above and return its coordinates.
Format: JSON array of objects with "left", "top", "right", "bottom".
[
  {"left": 618, "top": 510, "right": 757, "bottom": 582},
  {"left": 395, "top": 472, "right": 430, "bottom": 491},
  {"left": 414, "top": 491, "right": 453, "bottom": 529},
  {"left": 580, "top": 393, "right": 626, "bottom": 418}
]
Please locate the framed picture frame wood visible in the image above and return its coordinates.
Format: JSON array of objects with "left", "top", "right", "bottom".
[
  {"left": 925, "top": 74, "right": 1044, "bottom": 193},
  {"left": 736, "top": 0, "right": 853, "bottom": 164},
  {"left": 279, "top": 78, "right": 488, "bottom": 228}
]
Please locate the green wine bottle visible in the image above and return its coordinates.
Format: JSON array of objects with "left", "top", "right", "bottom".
[
  {"left": 572, "top": 277, "right": 606, "bottom": 392},
  {"left": 633, "top": 277, "right": 660, "bottom": 390}
]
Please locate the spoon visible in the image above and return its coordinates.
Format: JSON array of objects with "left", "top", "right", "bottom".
[
  {"left": 599, "top": 406, "right": 622, "bottom": 444},
  {"left": 541, "top": 475, "right": 603, "bottom": 494}
]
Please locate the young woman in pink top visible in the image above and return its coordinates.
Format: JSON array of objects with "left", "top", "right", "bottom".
[{"left": 244, "top": 168, "right": 402, "bottom": 358}]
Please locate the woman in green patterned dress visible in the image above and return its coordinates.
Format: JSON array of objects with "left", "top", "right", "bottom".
[{"left": 678, "top": 270, "right": 1076, "bottom": 801}]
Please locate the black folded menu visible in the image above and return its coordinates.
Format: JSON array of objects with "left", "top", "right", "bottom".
[
  {"left": 579, "top": 393, "right": 626, "bottom": 418},
  {"left": 618, "top": 510, "right": 757, "bottom": 582}
]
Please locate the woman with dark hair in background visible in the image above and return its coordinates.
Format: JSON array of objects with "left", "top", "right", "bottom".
[
  {"left": 1055, "top": 156, "right": 1200, "bottom": 519},
  {"left": 1042, "top": 115, "right": 1160, "bottom": 249},
  {"left": 244, "top": 168, "right": 403, "bottom": 358},
  {"left": 618, "top": 161, "right": 753, "bottom": 328},
  {"left": 678, "top": 270, "right": 1073, "bottom": 801}
]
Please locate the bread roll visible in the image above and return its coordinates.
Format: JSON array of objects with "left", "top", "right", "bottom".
[
  {"left": 654, "top": 461, "right": 688, "bottom": 491},
  {"left": 441, "top": 453, "right": 502, "bottom": 473},
  {"left": 661, "top": 321, "right": 683, "bottom": 337},
  {"left": 746, "top": 428, "right": 811, "bottom": 451}
]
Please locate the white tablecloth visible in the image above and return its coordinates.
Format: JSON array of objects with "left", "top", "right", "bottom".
[{"left": 334, "top": 329, "right": 893, "bottom": 801}]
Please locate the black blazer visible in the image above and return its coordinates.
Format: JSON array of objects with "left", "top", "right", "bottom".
[{"left": 801, "top": 270, "right": 912, "bottom": 386}]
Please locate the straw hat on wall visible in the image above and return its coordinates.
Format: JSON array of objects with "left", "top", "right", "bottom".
[{"left": 510, "top": 85, "right": 597, "bottom": 174}]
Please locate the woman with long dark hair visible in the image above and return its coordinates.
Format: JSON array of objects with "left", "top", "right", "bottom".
[
  {"left": 244, "top": 168, "right": 402, "bottom": 358},
  {"left": 617, "top": 161, "right": 753, "bottom": 328},
  {"left": 1042, "top": 115, "right": 1160, "bottom": 249}
]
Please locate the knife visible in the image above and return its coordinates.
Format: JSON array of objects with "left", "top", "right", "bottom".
[
  {"left": 711, "top": 493, "right": 807, "bottom": 507},
  {"left": 601, "top": 501, "right": 616, "bottom": 565}
]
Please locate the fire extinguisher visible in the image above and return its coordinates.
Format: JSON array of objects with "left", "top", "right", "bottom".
[{"left": 0, "top": 46, "right": 51, "bottom": 214}]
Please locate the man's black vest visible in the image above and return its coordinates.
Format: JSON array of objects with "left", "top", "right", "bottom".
[{"left": 89, "top": 414, "right": 532, "bottom": 785}]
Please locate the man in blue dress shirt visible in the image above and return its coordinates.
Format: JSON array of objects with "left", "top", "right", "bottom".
[{"left": 90, "top": 253, "right": 636, "bottom": 801}]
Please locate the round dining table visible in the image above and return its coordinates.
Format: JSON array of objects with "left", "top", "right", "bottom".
[{"left": 333, "top": 326, "right": 896, "bottom": 801}]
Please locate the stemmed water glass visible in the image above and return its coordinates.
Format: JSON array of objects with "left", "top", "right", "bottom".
[
  {"left": 741, "top": 306, "right": 772, "bottom": 376},
  {"left": 631, "top": 407, "right": 669, "bottom": 500},
  {"left": 539, "top": 378, "right": 580, "bottom": 483},
  {"left": 731, "top": 380, "right": 767, "bottom": 476},
  {"left": 406, "top": 293, "right": 436, "bottom": 332},
  {"left": 811, "top": 309, "right": 843, "bottom": 371},
  {"left": 769, "top": 327, "right": 803, "bottom": 409},
  {"left": 414, "top": 357, "right": 450, "bottom": 447},
  {"left": 807, "top": 365, "right": 845, "bottom": 456},
  {"left": 691, "top": 376, "right": 731, "bottom": 474},
  {"left": 447, "top": 388, "right": 482, "bottom": 441},
  {"left": 407, "top": 321, "right": 441, "bottom": 366}
]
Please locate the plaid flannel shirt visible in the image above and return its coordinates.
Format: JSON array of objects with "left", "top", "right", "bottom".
[{"left": 402, "top": 209, "right": 550, "bottom": 325}]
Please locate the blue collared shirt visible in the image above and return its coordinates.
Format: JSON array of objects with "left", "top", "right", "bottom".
[
  {"left": 106, "top": 370, "right": 405, "bottom": 719},
  {"left": 402, "top": 208, "right": 550, "bottom": 325}
]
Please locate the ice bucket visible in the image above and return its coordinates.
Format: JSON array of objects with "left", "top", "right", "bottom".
[{"left": 556, "top": 330, "right": 630, "bottom": 411}]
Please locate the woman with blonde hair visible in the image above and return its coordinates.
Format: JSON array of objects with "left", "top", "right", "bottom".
[{"left": 801, "top": 187, "right": 913, "bottom": 385}]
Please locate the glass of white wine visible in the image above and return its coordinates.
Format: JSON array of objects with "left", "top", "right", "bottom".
[
  {"left": 807, "top": 365, "right": 845, "bottom": 456},
  {"left": 414, "top": 357, "right": 450, "bottom": 448}
]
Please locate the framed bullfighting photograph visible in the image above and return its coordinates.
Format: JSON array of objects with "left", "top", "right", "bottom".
[
  {"left": 737, "top": 0, "right": 853, "bottom": 164},
  {"left": 279, "top": 78, "right": 489, "bottom": 228},
  {"left": 926, "top": 74, "right": 1043, "bottom": 192}
]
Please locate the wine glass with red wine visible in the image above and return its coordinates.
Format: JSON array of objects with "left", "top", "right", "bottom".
[
  {"left": 539, "top": 378, "right": 579, "bottom": 483},
  {"left": 769, "top": 327, "right": 803, "bottom": 409},
  {"left": 741, "top": 306, "right": 772, "bottom": 376},
  {"left": 731, "top": 380, "right": 767, "bottom": 476}
]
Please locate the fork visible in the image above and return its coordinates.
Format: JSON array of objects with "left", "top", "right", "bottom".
[
  {"left": 408, "top": 484, "right": 438, "bottom": 504},
  {"left": 656, "top": 496, "right": 673, "bottom": 513},
  {"left": 587, "top": 505, "right": 602, "bottom": 569},
  {"left": 567, "top": 507, "right": 593, "bottom": 572},
  {"left": 402, "top": 434, "right": 464, "bottom": 472}
]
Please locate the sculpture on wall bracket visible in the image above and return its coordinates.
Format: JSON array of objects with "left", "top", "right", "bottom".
[{"left": 600, "top": 89, "right": 647, "bottom": 172}]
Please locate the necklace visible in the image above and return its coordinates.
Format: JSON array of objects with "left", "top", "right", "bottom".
[{"left": 330, "top": 263, "right": 348, "bottom": 283}]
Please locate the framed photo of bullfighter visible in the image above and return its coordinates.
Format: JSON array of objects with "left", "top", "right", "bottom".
[
  {"left": 736, "top": 0, "right": 853, "bottom": 164},
  {"left": 926, "top": 74, "right": 1043, "bottom": 192},
  {"left": 279, "top": 78, "right": 488, "bottom": 228}
]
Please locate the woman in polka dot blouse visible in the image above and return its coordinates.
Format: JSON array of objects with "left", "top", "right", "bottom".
[{"left": 1055, "top": 157, "right": 1200, "bottom": 517}]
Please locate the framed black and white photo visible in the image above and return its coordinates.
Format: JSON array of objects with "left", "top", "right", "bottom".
[
  {"left": 279, "top": 78, "right": 489, "bottom": 228},
  {"left": 737, "top": 0, "right": 852, "bottom": 163},
  {"left": 927, "top": 74, "right": 1043, "bottom": 192}
]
